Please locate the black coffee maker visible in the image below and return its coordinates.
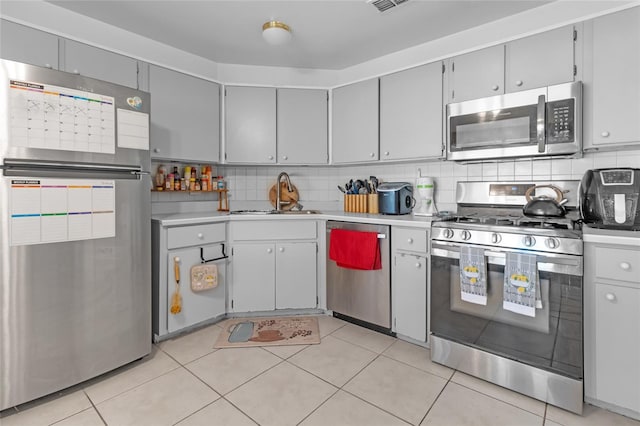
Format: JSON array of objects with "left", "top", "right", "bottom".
[{"left": 579, "top": 168, "right": 640, "bottom": 230}]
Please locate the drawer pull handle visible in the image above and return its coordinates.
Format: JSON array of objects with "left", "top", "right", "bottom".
[
  {"left": 407, "top": 238, "right": 413, "bottom": 244},
  {"left": 620, "top": 262, "right": 631, "bottom": 270},
  {"left": 197, "top": 233, "right": 204, "bottom": 239},
  {"left": 605, "top": 293, "right": 616, "bottom": 302}
]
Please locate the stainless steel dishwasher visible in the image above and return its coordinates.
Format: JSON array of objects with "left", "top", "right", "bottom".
[{"left": 326, "top": 221, "right": 391, "bottom": 332}]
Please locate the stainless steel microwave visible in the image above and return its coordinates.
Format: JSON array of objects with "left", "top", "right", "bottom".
[{"left": 447, "top": 81, "right": 582, "bottom": 162}]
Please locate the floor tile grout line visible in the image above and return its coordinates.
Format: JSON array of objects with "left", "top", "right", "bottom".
[
  {"left": 418, "top": 369, "right": 455, "bottom": 425},
  {"left": 80, "top": 390, "right": 108, "bottom": 426},
  {"left": 378, "top": 352, "right": 455, "bottom": 382},
  {"left": 294, "top": 387, "right": 342, "bottom": 426}
]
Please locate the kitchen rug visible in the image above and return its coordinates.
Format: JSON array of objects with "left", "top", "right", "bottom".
[{"left": 214, "top": 316, "right": 320, "bottom": 348}]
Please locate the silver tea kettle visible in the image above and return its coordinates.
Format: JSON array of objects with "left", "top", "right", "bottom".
[{"left": 523, "top": 184, "right": 568, "bottom": 218}]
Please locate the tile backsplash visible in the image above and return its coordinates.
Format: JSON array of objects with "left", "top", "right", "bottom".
[{"left": 152, "top": 149, "right": 640, "bottom": 215}]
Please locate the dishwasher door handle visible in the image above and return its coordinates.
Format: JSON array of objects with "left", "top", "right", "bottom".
[
  {"left": 377, "top": 234, "right": 386, "bottom": 239},
  {"left": 326, "top": 229, "right": 387, "bottom": 239}
]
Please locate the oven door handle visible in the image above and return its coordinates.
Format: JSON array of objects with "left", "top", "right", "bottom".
[{"left": 431, "top": 247, "right": 583, "bottom": 276}]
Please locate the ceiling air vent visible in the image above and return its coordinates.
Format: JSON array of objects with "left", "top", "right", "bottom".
[{"left": 368, "top": 0, "right": 409, "bottom": 13}]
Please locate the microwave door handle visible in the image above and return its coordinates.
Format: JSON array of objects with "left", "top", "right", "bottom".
[{"left": 537, "top": 94, "right": 546, "bottom": 153}]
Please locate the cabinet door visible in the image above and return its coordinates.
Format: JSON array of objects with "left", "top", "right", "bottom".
[
  {"left": 149, "top": 65, "right": 220, "bottom": 162},
  {"left": 584, "top": 7, "right": 640, "bottom": 148},
  {"left": 1, "top": 20, "right": 59, "bottom": 69},
  {"left": 232, "top": 243, "right": 275, "bottom": 312},
  {"left": 393, "top": 253, "right": 427, "bottom": 342},
  {"left": 594, "top": 282, "right": 640, "bottom": 412},
  {"left": 63, "top": 40, "right": 138, "bottom": 89},
  {"left": 277, "top": 89, "right": 328, "bottom": 164},
  {"left": 225, "top": 86, "right": 276, "bottom": 163},
  {"left": 380, "top": 62, "right": 444, "bottom": 160},
  {"left": 448, "top": 45, "right": 504, "bottom": 103},
  {"left": 506, "top": 25, "right": 575, "bottom": 93},
  {"left": 275, "top": 242, "right": 317, "bottom": 309},
  {"left": 166, "top": 247, "right": 226, "bottom": 333},
  {"left": 332, "top": 79, "right": 379, "bottom": 163}
]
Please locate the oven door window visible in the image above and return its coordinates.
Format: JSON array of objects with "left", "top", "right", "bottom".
[
  {"left": 449, "top": 105, "right": 537, "bottom": 151},
  {"left": 430, "top": 253, "right": 582, "bottom": 380}
]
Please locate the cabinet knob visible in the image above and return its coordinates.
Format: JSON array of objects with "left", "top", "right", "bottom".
[
  {"left": 415, "top": 262, "right": 422, "bottom": 268},
  {"left": 45, "top": 63, "right": 53, "bottom": 69},
  {"left": 153, "top": 148, "right": 160, "bottom": 153},
  {"left": 384, "top": 151, "right": 390, "bottom": 156},
  {"left": 279, "top": 247, "right": 284, "bottom": 252},
  {"left": 282, "top": 155, "right": 288, "bottom": 161},
  {"left": 605, "top": 292, "right": 616, "bottom": 302},
  {"left": 407, "top": 238, "right": 413, "bottom": 244},
  {"left": 73, "top": 69, "right": 80, "bottom": 75},
  {"left": 620, "top": 262, "right": 631, "bottom": 270},
  {"left": 601, "top": 131, "right": 610, "bottom": 138},
  {"left": 268, "top": 155, "right": 274, "bottom": 160},
  {"left": 197, "top": 233, "right": 204, "bottom": 239},
  {"left": 491, "top": 85, "right": 500, "bottom": 91},
  {"left": 267, "top": 248, "right": 273, "bottom": 253},
  {"left": 369, "top": 152, "right": 375, "bottom": 158},
  {"left": 515, "top": 80, "right": 523, "bottom": 87}
]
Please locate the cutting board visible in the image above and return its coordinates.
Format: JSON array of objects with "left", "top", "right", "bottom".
[{"left": 269, "top": 183, "right": 299, "bottom": 210}]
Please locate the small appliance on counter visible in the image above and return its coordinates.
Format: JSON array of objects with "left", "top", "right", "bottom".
[
  {"left": 377, "top": 182, "right": 414, "bottom": 215},
  {"left": 579, "top": 168, "right": 640, "bottom": 230},
  {"left": 414, "top": 169, "right": 438, "bottom": 216}
]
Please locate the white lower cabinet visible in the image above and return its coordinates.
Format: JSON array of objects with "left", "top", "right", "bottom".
[
  {"left": 392, "top": 227, "right": 429, "bottom": 343},
  {"left": 152, "top": 221, "right": 227, "bottom": 340},
  {"left": 166, "top": 246, "right": 226, "bottom": 333},
  {"left": 584, "top": 236, "right": 640, "bottom": 420},
  {"left": 230, "top": 221, "right": 318, "bottom": 313}
]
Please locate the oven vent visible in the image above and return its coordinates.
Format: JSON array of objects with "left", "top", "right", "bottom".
[{"left": 368, "top": 0, "right": 409, "bottom": 13}]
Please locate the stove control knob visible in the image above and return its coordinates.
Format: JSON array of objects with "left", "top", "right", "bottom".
[
  {"left": 545, "top": 238, "right": 560, "bottom": 249},
  {"left": 491, "top": 233, "right": 502, "bottom": 244},
  {"left": 523, "top": 235, "right": 536, "bottom": 247},
  {"left": 443, "top": 228, "right": 455, "bottom": 239},
  {"left": 461, "top": 230, "right": 472, "bottom": 241}
]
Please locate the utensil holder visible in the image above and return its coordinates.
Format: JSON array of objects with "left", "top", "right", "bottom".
[{"left": 344, "top": 194, "right": 370, "bottom": 213}]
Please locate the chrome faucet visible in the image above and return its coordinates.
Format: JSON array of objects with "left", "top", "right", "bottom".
[{"left": 276, "top": 172, "right": 293, "bottom": 211}]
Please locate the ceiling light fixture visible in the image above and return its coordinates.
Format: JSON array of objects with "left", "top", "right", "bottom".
[{"left": 262, "top": 21, "right": 292, "bottom": 45}]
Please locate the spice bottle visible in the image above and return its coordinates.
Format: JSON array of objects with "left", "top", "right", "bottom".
[
  {"left": 217, "top": 176, "right": 226, "bottom": 190},
  {"left": 180, "top": 178, "right": 186, "bottom": 191},
  {"left": 189, "top": 177, "right": 196, "bottom": 191},
  {"left": 201, "top": 176, "right": 208, "bottom": 191},
  {"left": 166, "top": 173, "right": 174, "bottom": 191}
]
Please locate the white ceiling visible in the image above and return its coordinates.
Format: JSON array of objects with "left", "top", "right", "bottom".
[{"left": 44, "top": 0, "right": 553, "bottom": 70}]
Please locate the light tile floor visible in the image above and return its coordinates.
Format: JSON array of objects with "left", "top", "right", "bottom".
[{"left": 2, "top": 315, "right": 639, "bottom": 426}]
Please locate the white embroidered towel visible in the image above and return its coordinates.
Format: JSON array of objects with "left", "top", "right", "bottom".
[
  {"left": 503, "top": 252, "right": 538, "bottom": 317},
  {"left": 459, "top": 246, "right": 487, "bottom": 305}
]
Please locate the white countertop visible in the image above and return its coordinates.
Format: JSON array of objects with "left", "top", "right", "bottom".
[
  {"left": 152, "top": 210, "right": 438, "bottom": 228},
  {"left": 582, "top": 225, "right": 640, "bottom": 246}
]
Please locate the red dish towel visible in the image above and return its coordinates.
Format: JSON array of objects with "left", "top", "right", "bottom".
[{"left": 329, "top": 229, "right": 382, "bottom": 270}]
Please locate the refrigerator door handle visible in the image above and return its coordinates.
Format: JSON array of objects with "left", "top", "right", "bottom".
[{"left": 2, "top": 159, "right": 146, "bottom": 179}]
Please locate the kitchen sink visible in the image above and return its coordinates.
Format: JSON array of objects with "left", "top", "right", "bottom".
[{"left": 229, "top": 209, "right": 321, "bottom": 215}]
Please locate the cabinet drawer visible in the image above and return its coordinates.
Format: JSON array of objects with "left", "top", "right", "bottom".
[
  {"left": 594, "top": 246, "right": 640, "bottom": 284},
  {"left": 232, "top": 220, "right": 317, "bottom": 241},
  {"left": 393, "top": 227, "right": 428, "bottom": 253},
  {"left": 167, "top": 223, "right": 225, "bottom": 249}
]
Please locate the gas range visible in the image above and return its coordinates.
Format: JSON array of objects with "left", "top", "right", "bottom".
[{"left": 431, "top": 181, "right": 583, "bottom": 255}]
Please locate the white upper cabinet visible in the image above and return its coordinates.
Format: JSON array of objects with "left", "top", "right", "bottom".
[
  {"left": 448, "top": 45, "right": 504, "bottom": 103},
  {"left": 506, "top": 25, "right": 576, "bottom": 93},
  {"left": 225, "top": 86, "right": 277, "bottom": 163},
  {"left": 449, "top": 25, "right": 576, "bottom": 103},
  {"left": 63, "top": 40, "right": 139, "bottom": 89},
  {"left": 149, "top": 65, "right": 220, "bottom": 162},
  {"left": 332, "top": 78, "right": 379, "bottom": 164},
  {"left": 583, "top": 6, "right": 640, "bottom": 149},
  {"left": 1, "top": 20, "right": 59, "bottom": 69},
  {"left": 380, "top": 62, "right": 444, "bottom": 160},
  {"left": 277, "top": 88, "right": 328, "bottom": 164}
]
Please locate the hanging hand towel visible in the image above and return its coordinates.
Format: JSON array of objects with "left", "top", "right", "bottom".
[
  {"left": 329, "top": 229, "right": 381, "bottom": 270},
  {"left": 459, "top": 246, "right": 487, "bottom": 305},
  {"left": 503, "top": 252, "right": 539, "bottom": 317}
]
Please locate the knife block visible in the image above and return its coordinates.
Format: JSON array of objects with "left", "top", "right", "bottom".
[{"left": 344, "top": 194, "right": 376, "bottom": 213}]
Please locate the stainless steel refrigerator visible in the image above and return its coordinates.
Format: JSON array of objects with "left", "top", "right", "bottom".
[{"left": 0, "top": 59, "right": 151, "bottom": 410}]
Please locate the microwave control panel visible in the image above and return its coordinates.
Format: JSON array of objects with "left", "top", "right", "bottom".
[{"left": 546, "top": 99, "right": 574, "bottom": 143}]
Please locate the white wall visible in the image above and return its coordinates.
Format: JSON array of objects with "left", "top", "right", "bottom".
[{"left": 218, "top": 149, "right": 640, "bottom": 214}]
